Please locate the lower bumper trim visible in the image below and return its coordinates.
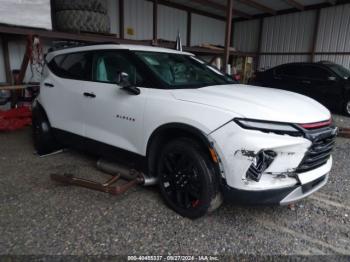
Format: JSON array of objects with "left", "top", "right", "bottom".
[
  {"left": 221, "top": 182, "right": 298, "bottom": 205},
  {"left": 221, "top": 174, "right": 328, "bottom": 205},
  {"left": 280, "top": 174, "right": 328, "bottom": 205}
]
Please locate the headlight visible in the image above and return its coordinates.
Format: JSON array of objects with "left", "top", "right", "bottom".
[{"left": 234, "top": 118, "right": 301, "bottom": 136}]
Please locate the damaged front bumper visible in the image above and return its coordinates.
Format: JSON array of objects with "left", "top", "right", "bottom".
[
  {"left": 221, "top": 160, "right": 330, "bottom": 205},
  {"left": 209, "top": 120, "right": 336, "bottom": 205}
]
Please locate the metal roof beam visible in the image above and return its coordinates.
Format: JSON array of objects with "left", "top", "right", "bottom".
[
  {"left": 285, "top": 0, "right": 305, "bottom": 10},
  {"left": 190, "top": 0, "right": 252, "bottom": 19},
  {"left": 149, "top": 0, "right": 226, "bottom": 20},
  {"left": 237, "top": 0, "right": 276, "bottom": 15}
]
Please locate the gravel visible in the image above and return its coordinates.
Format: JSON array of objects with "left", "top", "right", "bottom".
[
  {"left": 333, "top": 114, "right": 350, "bottom": 128},
  {"left": 0, "top": 115, "right": 349, "bottom": 255}
]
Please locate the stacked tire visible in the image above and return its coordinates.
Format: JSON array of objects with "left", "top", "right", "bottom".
[{"left": 53, "top": 0, "right": 110, "bottom": 34}]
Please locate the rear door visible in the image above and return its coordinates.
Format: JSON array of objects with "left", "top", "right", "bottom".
[{"left": 42, "top": 51, "right": 92, "bottom": 136}]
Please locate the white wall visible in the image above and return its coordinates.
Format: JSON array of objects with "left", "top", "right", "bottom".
[
  {"left": 257, "top": 10, "right": 317, "bottom": 70},
  {"left": 191, "top": 14, "right": 225, "bottom": 46},
  {"left": 260, "top": 10, "right": 316, "bottom": 54},
  {"left": 231, "top": 3, "right": 350, "bottom": 70},
  {"left": 107, "top": 0, "right": 120, "bottom": 35},
  {"left": 314, "top": 4, "right": 350, "bottom": 67},
  {"left": 124, "top": 0, "right": 153, "bottom": 40},
  {"left": 1, "top": 1, "right": 350, "bottom": 84},
  {"left": 316, "top": 4, "right": 350, "bottom": 53},
  {"left": 0, "top": 0, "right": 52, "bottom": 30},
  {"left": 158, "top": 5, "right": 187, "bottom": 44},
  {"left": 0, "top": 39, "right": 52, "bottom": 83},
  {"left": 233, "top": 19, "right": 260, "bottom": 53}
]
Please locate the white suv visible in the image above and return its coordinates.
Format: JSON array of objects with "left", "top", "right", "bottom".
[{"left": 33, "top": 44, "right": 337, "bottom": 218}]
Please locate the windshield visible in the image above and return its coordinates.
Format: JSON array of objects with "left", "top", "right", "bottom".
[
  {"left": 328, "top": 64, "right": 350, "bottom": 79},
  {"left": 135, "top": 51, "right": 235, "bottom": 88}
]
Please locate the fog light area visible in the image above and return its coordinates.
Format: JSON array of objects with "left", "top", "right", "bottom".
[{"left": 246, "top": 150, "right": 277, "bottom": 182}]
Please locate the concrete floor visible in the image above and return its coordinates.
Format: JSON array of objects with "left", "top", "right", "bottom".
[{"left": 0, "top": 116, "right": 350, "bottom": 255}]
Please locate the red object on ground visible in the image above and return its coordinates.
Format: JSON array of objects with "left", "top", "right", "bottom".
[{"left": 0, "top": 107, "right": 32, "bottom": 131}]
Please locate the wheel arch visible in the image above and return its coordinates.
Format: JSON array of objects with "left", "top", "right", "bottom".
[
  {"left": 146, "top": 123, "right": 220, "bottom": 178},
  {"left": 32, "top": 100, "right": 50, "bottom": 123}
]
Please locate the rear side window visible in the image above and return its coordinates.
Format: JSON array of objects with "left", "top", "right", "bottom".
[
  {"left": 48, "top": 52, "right": 92, "bottom": 81},
  {"left": 275, "top": 65, "right": 300, "bottom": 77},
  {"left": 301, "top": 66, "right": 332, "bottom": 80}
]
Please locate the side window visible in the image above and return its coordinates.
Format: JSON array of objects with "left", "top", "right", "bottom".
[
  {"left": 275, "top": 65, "right": 299, "bottom": 77},
  {"left": 92, "top": 51, "right": 143, "bottom": 85},
  {"left": 48, "top": 52, "right": 92, "bottom": 81},
  {"left": 301, "top": 66, "right": 332, "bottom": 80}
]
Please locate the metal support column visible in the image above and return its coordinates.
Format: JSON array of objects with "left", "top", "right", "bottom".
[
  {"left": 223, "top": 0, "right": 233, "bottom": 72},
  {"left": 153, "top": 0, "right": 158, "bottom": 44}
]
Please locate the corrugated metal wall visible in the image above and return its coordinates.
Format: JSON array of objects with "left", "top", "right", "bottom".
[
  {"left": 260, "top": 10, "right": 316, "bottom": 53},
  {"left": 233, "top": 19, "right": 260, "bottom": 53},
  {"left": 124, "top": 0, "right": 153, "bottom": 40},
  {"left": 158, "top": 5, "right": 187, "bottom": 44},
  {"left": 314, "top": 4, "right": 350, "bottom": 66},
  {"left": 0, "top": 0, "right": 52, "bottom": 30},
  {"left": 316, "top": 4, "right": 350, "bottom": 52},
  {"left": 257, "top": 10, "right": 316, "bottom": 70},
  {"left": 4, "top": 39, "right": 52, "bottom": 83},
  {"left": 314, "top": 54, "right": 350, "bottom": 68},
  {"left": 1, "top": 1, "right": 350, "bottom": 84},
  {"left": 255, "top": 4, "right": 350, "bottom": 70},
  {"left": 107, "top": 0, "right": 119, "bottom": 35},
  {"left": 191, "top": 14, "right": 225, "bottom": 46},
  {"left": 259, "top": 55, "right": 310, "bottom": 71}
]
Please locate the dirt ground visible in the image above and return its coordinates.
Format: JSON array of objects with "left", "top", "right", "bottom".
[{"left": 0, "top": 116, "right": 349, "bottom": 256}]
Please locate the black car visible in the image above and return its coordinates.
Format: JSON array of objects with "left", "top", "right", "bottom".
[{"left": 252, "top": 61, "right": 350, "bottom": 116}]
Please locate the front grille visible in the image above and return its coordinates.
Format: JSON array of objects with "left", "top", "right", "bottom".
[{"left": 297, "top": 132, "right": 336, "bottom": 172}]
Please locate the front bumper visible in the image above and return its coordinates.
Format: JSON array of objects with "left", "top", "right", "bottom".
[
  {"left": 222, "top": 173, "right": 328, "bottom": 205},
  {"left": 209, "top": 120, "right": 335, "bottom": 204}
]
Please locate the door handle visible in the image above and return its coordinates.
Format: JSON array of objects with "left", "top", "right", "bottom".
[
  {"left": 44, "top": 82, "right": 54, "bottom": 88},
  {"left": 83, "top": 92, "right": 96, "bottom": 98},
  {"left": 302, "top": 80, "right": 311, "bottom": 84}
]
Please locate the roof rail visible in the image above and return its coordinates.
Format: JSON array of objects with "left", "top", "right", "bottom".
[
  {"left": 317, "top": 60, "right": 335, "bottom": 64},
  {"left": 48, "top": 41, "right": 119, "bottom": 52}
]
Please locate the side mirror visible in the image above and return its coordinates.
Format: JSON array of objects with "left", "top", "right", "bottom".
[
  {"left": 116, "top": 72, "right": 130, "bottom": 87},
  {"left": 115, "top": 72, "right": 140, "bottom": 95},
  {"left": 328, "top": 76, "right": 337, "bottom": 81}
]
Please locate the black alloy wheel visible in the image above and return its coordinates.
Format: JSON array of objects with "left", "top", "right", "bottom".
[
  {"left": 344, "top": 98, "right": 350, "bottom": 116},
  {"left": 157, "top": 138, "right": 220, "bottom": 218}
]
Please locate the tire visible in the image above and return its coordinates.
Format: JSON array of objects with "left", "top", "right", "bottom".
[
  {"left": 55, "top": 10, "right": 110, "bottom": 33},
  {"left": 54, "top": 0, "right": 108, "bottom": 14},
  {"left": 157, "top": 138, "right": 222, "bottom": 219},
  {"left": 343, "top": 97, "right": 350, "bottom": 116},
  {"left": 32, "top": 106, "right": 60, "bottom": 155}
]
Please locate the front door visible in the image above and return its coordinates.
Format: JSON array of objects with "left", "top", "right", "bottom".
[{"left": 83, "top": 50, "right": 147, "bottom": 155}]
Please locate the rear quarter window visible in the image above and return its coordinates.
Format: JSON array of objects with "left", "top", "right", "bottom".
[
  {"left": 274, "top": 65, "right": 300, "bottom": 77},
  {"left": 48, "top": 52, "right": 92, "bottom": 81},
  {"left": 301, "top": 66, "right": 333, "bottom": 80}
]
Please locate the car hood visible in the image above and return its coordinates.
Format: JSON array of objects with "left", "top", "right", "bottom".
[{"left": 171, "top": 84, "right": 331, "bottom": 124}]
